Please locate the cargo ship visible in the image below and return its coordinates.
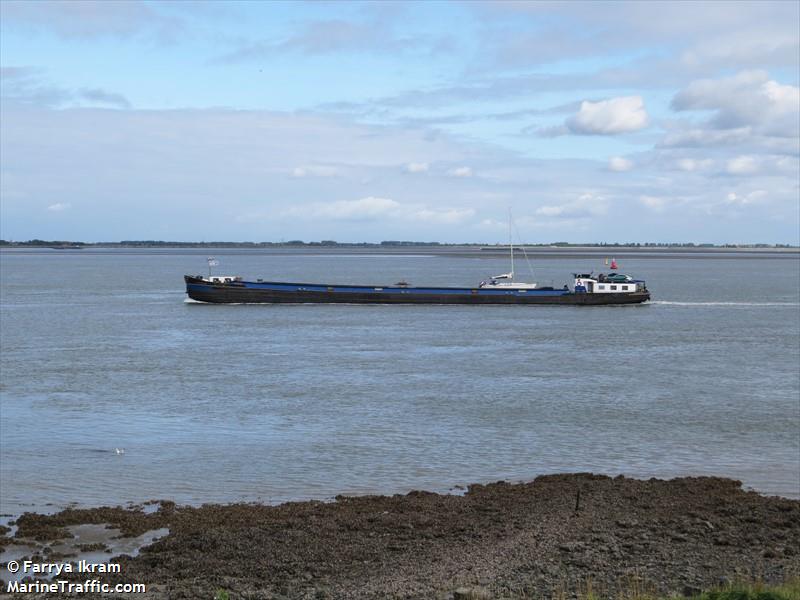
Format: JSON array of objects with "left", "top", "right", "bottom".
[{"left": 184, "top": 271, "right": 650, "bottom": 305}]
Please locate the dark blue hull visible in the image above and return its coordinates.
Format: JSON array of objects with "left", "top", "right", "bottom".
[{"left": 184, "top": 276, "right": 650, "bottom": 305}]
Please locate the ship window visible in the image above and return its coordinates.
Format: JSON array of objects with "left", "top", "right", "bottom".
[
  {"left": 622, "top": 285, "right": 629, "bottom": 291},
  {"left": 611, "top": 285, "right": 617, "bottom": 290}
]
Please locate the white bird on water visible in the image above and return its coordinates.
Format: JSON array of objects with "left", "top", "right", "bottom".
[{"left": 114, "top": 448, "right": 125, "bottom": 455}]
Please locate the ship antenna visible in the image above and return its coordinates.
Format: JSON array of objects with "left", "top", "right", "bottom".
[{"left": 207, "top": 256, "right": 218, "bottom": 278}]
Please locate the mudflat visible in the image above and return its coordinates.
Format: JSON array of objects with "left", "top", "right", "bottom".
[{"left": 2, "top": 474, "right": 798, "bottom": 599}]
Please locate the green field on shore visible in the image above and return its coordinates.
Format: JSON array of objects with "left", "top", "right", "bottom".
[{"left": 572, "top": 579, "right": 800, "bottom": 600}]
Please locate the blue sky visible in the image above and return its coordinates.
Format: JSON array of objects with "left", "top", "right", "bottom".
[{"left": 1, "top": 1, "right": 798, "bottom": 243}]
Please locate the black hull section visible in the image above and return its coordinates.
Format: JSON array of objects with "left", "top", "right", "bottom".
[{"left": 185, "top": 276, "right": 650, "bottom": 306}]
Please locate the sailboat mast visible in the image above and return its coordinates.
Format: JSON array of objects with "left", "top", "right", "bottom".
[{"left": 509, "top": 208, "right": 514, "bottom": 282}]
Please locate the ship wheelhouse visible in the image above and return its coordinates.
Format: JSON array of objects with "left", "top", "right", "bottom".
[{"left": 572, "top": 272, "right": 647, "bottom": 294}]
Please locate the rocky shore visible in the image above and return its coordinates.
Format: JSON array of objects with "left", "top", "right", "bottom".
[{"left": 1, "top": 474, "right": 798, "bottom": 599}]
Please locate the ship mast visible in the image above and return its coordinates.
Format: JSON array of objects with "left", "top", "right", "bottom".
[{"left": 509, "top": 208, "right": 514, "bottom": 283}]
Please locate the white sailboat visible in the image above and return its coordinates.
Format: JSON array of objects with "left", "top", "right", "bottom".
[{"left": 479, "top": 211, "right": 539, "bottom": 289}]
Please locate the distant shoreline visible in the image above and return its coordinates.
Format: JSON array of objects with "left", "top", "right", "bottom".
[
  {"left": 2, "top": 240, "right": 798, "bottom": 251},
  {"left": 2, "top": 243, "right": 798, "bottom": 260},
  {"left": 0, "top": 244, "right": 800, "bottom": 261}
]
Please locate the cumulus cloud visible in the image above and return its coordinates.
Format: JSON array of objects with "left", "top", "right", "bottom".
[
  {"left": 47, "top": 202, "right": 71, "bottom": 212},
  {"left": 3, "top": 96, "right": 797, "bottom": 243},
  {"left": 447, "top": 166, "right": 473, "bottom": 177},
  {"left": 404, "top": 162, "right": 429, "bottom": 173},
  {"left": 608, "top": 156, "right": 633, "bottom": 172},
  {"left": 565, "top": 96, "right": 649, "bottom": 135},
  {"left": 669, "top": 71, "right": 800, "bottom": 145}
]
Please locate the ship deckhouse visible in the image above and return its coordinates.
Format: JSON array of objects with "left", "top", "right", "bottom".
[
  {"left": 202, "top": 276, "right": 242, "bottom": 284},
  {"left": 573, "top": 272, "right": 647, "bottom": 294}
]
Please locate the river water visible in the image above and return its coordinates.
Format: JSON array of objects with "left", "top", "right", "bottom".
[{"left": 1, "top": 248, "right": 798, "bottom": 514}]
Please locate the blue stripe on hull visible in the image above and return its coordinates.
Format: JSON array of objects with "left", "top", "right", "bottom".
[{"left": 197, "top": 282, "right": 569, "bottom": 297}]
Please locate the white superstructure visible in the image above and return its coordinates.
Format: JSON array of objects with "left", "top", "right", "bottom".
[
  {"left": 202, "top": 275, "right": 242, "bottom": 284},
  {"left": 573, "top": 272, "right": 647, "bottom": 294}
]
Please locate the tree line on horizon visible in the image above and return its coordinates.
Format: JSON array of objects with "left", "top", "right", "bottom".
[{"left": 0, "top": 239, "right": 796, "bottom": 249}]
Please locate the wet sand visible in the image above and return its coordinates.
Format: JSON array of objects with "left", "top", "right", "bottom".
[{"left": 1, "top": 474, "right": 798, "bottom": 599}]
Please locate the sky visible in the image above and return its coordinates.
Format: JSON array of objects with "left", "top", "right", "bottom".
[{"left": 1, "top": 1, "right": 798, "bottom": 244}]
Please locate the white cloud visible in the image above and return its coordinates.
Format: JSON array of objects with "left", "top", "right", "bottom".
[
  {"left": 680, "top": 32, "right": 800, "bottom": 71},
  {"left": 670, "top": 70, "right": 800, "bottom": 138},
  {"left": 659, "top": 127, "right": 753, "bottom": 148},
  {"left": 410, "top": 207, "right": 475, "bottom": 224},
  {"left": 726, "top": 190, "right": 767, "bottom": 205},
  {"left": 726, "top": 155, "right": 760, "bottom": 175},
  {"left": 566, "top": 96, "right": 649, "bottom": 135},
  {"left": 3, "top": 100, "right": 797, "bottom": 244},
  {"left": 291, "top": 165, "right": 339, "bottom": 178},
  {"left": 404, "top": 162, "right": 429, "bottom": 173},
  {"left": 535, "top": 124, "right": 570, "bottom": 137},
  {"left": 608, "top": 156, "right": 633, "bottom": 172},
  {"left": 762, "top": 80, "right": 800, "bottom": 114},
  {"left": 675, "top": 158, "right": 714, "bottom": 171},
  {"left": 478, "top": 218, "right": 505, "bottom": 229},
  {"left": 535, "top": 206, "right": 567, "bottom": 217},
  {"left": 723, "top": 154, "right": 798, "bottom": 176},
  {"left": 534, "top": 192, "right": 608, "bottom": 219},
  {"left": 447, "top": 166, "right": 473, "bottom": 177},
  {"left": 640, "top": 195, "right": 667, "bottom": 212},
  {"left": 296, "top": 196, "right": 400, "bottom": 219},
  {"left": 47, "top": 202, "right": 71, "bottom": 212},
  {"left": 283, "top": 196, "right": 475, "bottom": 224}
]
